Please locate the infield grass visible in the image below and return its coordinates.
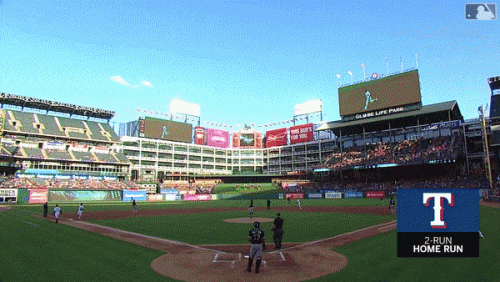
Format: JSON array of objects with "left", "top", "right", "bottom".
[{"left": 89, "top": 210, "right": 396, "bottom": 245}]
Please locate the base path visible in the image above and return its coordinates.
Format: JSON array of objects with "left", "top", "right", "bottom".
[{"left": 55, "top": 205, "right": 397, "bottom": 282}]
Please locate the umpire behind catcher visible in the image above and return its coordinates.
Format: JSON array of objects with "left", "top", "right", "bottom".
[
  {"left": 272, "top": 213, "right": 284, "bottom": 249},
  {"left": 247, "top": 221, "right": 266, "bottom": 274}
]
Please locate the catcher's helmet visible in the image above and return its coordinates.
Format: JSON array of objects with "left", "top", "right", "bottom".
[{"left": 253, "top": 221, "right": 260, "bottom": 229}]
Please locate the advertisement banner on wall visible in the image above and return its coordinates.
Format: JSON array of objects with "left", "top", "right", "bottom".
[
  {"left": 194, "top": 127, "right": 206, "bottom": 145},
  {"left": 48, "top": 190, "right": 122, "bottom": 202},
  {"left": 122, "top": 190, "right": 147, "bottom": 202},
  {"left": 164, "top": 194, "right": 182, "bottom": 201},
  {"left": 29, "top": 189, "right": 48, "bottom": 204},
  {"left": 265, "top": 128, "right": 287, "bottom": 148},
  {"left": 160, "top": 189, "right": 179, "bottom": 195},
  {"left": 207, "top": 128, "right": 230, "bottom": 148},
  {"left": 325, "top": 192, "right": 342, "bottom": 199},
  {"left": 290, "top": 123, "right": 314, "bottom": 144},
  {"left": 183, "top": 194, "right": 211, "bottom": 201},
  {"left": 343, "top": 191, "right": 364, "bottom": 199},
  {"left": 0, "top": 189, "right": 18, "bottom": 203},
  {"left": 285, "top": 193, "right": 305, "bottom": 199},
  {"left": 147, "top": 194, "right": 164, "bottom": 202},
  {"left": 365, "top": 191, "right": 386, "bottom": 198},
  {"left": 232, "top": 132, "right": 240, "bottom": 148},
  {"left": 307, "top": 193, "right": 323, "bottom": 199}
]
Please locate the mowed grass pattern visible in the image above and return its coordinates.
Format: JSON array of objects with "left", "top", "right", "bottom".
[
  {"left": 0, "top": 209, "right": 175, "bottom": 282},
  {"left": 89, "top": 210, "right": 395, "bottom": 245},
  {"left": 2, "top": 199, "right": 498, "bottom": 282}
]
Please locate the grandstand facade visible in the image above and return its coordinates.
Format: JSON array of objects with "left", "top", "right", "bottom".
[{"left": 0, "top": 93, "right": 130, "bottom": 180}]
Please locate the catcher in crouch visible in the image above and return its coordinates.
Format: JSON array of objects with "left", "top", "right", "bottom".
[{"left": 246, "top": 221, "right": 266, "bottom": 274}]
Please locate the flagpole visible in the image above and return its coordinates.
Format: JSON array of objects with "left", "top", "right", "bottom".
[
  {"left": 385, "top": 57, "right": 389, "bottom": 74},
  {"left": 400, "top": 57, "right": 403, "bottom": 72},
  {"left": 361, "top": 63, "right": 366, "bottom": 80},
  {"left": 415, "top": 53, "right": 419, "bottom": 69}
]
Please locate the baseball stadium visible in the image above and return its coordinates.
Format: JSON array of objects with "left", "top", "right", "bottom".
[{"left": 1, "top": 68, "right": 500, "bottom": 282}]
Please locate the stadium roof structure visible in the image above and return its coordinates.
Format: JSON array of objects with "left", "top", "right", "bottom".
[
  {"left": 0, "top": 92, "right": 115, "bottom": 120},
  {"left": 316, "top": 100, "right": 463, "bottom": 136}
]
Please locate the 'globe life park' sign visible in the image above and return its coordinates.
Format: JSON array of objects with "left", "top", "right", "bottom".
[{"left": 343, "top": 104, "right": 421, "bottom": 122}]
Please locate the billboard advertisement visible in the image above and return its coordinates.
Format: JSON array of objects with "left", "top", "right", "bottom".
[
  {"left": 325, "top": 192, "right": 342, "bottom": 199},
  {"left": 365, "top": 191, "right": 385, "bottom": 198},
  {"left": 207, "top": 128, "right": 230, "bottom": 148},
  {"left": 338, "top": 70, "right": 422, "bottom": 117},
  {"left": 397, "top": 189, "right": 480, "bottom": 257},
  {"left": 164, "top": 194, "right": 182, "bottom": 201},
  {"left": 183, "top": 194, "right": 211, "bottom": 201},
  {"left": 139, "top": 117, "right": 192, "bottom": 143},
  {"left": 122, "top": 190, "right": 147, "bottom": 202},
  {"left": 285, "top": 193, "right": 305, "bottom": 199},
  {"left": 29, "top": 189, "right": 48, "bottom": 204},
  {"left": 48, "top": 190, "right": 122, "bottom": 202},
  {"left": 307, "top": 193, "right": 323, "bottom": 199},
  {"left": 0, "top": 189, "right": 17, "bottom": 203},
  {"left": 160, "top": 189, "right": 179, "bottom": 195},
  {"left": 232, "top": 132, "right": 240, "bottom": 148},
  {"left": 290, "top": 123, "right": 314, "bottom": 144},
  {"left": 147, "top": 194, "right": 164, "bottom": 202},
  {"left": 194, "top": 127, "right": 206, "bottom": 145},
  {"left": 343, "top": 191, "right": 364, "bottom": 199}
]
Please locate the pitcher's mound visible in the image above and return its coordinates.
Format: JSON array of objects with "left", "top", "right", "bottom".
[{"left": 224, "top": 217, "right": 274, "bottom": 224}]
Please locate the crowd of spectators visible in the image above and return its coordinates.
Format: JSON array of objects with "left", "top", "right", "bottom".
[
  {"left": 0, "top": 176, "right": 141, "bottom": 190},
  {"left": 317, "top": 134, "right": 461, "bottom": 170},
  {"left": 317, "top": 175, "right": 488, "bottom": 192}
]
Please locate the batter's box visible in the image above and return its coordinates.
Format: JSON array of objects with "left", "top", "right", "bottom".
[
  {"left": 212, "top": 253, "right": 242, "bottom": 263},
  {"left": 265, "top": 251, "right": 286, "bottom": 262}
]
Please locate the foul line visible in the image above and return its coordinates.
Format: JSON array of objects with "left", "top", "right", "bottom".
[
  {"left": 66, "top": 220, "right": 227, "bottom": 254},
  {"left": 272, "top": 220, "right": 397, "bottom": 253}
]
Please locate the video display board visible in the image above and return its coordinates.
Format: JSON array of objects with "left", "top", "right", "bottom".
[
  {"left": 139, "top": 117, "right": 192, "bottom": 143},
  {"left": 240, "top": 133, "right": 255, "bottom": 147},
  {"left": 290, "top": 123, "right": 314, "bottom": 144},
  {"left": 338, "top": 70, "right": 422, "bottom": 117},
  {"left": 232, "top": 131, "right": 263, "bottom": 148},
  {"left": 207, "top": 128, "right": 230, "bottom": 148},
  {"left": 265, "top": 128, "right": 288, "bottom": 148}
]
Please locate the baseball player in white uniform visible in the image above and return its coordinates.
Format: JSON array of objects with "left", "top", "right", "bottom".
[
  {"left": 297, "top": 199, "right": 302, "bottom": 210},
  {"left": 77, "top": 203, "right": 84, "bottom": 220},
  {"left": 53, "top": 204, "right": 62, "bottom": 223}
]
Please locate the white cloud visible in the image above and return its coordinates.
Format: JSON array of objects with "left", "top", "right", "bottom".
[
  {"left": 142, "top": 80, "right": 153, "bottom": 88},
  {"left": 110, "top": 76, "right": 131, "bottom": 87}
]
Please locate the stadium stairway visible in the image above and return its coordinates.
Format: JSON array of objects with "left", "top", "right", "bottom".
[
  {"left": 68, "top": 150, "right": 77, "bottom": 161},
  {"left": 41, "top": 149, "right": 48, "bottom": 159},
  {"left": 19, "top": 147, "right": 28, "bottom": 158}
]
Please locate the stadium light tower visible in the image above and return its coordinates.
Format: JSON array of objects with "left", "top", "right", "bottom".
[
  {"left": 336, "top": 74, "right": 342, "bottom": 86},
  {"left": 348, "top": 70, "right": 353, "bottom": 84}
]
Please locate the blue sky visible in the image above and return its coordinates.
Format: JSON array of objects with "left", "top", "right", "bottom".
[{"left": 0, "top": 0, "right": 499, "bottom": 130}]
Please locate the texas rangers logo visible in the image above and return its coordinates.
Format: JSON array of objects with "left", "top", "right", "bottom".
[
  {"left": 423, "top": 192, "right": 454, "bottom": 229},
  {"left": 364, "top": 90, "right": 378, "bottom": 110}
]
